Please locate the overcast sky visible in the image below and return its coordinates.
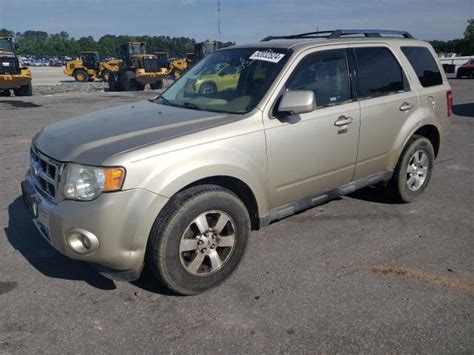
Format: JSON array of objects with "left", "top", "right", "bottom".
[{"left": 1, "top": 0, "right": 472, "bottom": 43}]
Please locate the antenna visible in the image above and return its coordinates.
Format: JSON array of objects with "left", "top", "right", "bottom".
[{"left": 217, "top": 0, "right": 221, "bottom": 40}]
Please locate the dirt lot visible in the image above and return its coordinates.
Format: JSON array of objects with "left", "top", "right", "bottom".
[{"left": 0, "top": 79, "right": 473, "bottom": 353}]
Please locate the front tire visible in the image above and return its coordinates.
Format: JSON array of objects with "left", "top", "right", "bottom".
[
  {"left": 13, "top": 82, "right": 33, "bottom": 96},
  {"left": 150, "top": 80, "right": 163, "bottom": 90},
  {"left": 107, "top": 72, "right": 121, "bottom": 91},
  {"left": 120, "top": 70, "right": 137, "bottom": 91},
  {"left": 388, "top": 135, "right": 435, "bottom": 203},
  {"left": 198, "top": 82, "right": 217, "bottom": 95},
  {"left": 102, "top": 70, "right": 112, "bottom": 82},
  {"left": 74, "top": 69, "right": 89, "bottom": 82},
  {"left": 147, "top": 185, "right": 250, "bottom": 295}
]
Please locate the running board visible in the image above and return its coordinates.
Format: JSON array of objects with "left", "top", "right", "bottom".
[{"left": 260, "top": 171, "right": 393, "bottom": 227}]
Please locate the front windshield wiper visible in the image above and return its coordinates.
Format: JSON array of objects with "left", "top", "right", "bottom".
[
  {"left": 154, "top": 96, "right": 171, "bottom": 106},
  {"left": 182, "top": 102, "right": 202, "bottom": 111}
]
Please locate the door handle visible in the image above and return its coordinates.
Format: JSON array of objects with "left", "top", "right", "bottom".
[
  {"left": 399, "top": 102, "right": 413, "bottom": 112},
  {"left": 334, "top": 115, "right": 353, "bottom": 127}
]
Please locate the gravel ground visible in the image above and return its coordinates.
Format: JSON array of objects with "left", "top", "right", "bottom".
[{"left": 32, "top": 82, "right": 107, "bottom": 96}]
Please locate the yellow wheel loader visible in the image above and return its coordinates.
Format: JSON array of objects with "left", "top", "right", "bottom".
[
  {"left": 0, "top": 37, "right": 32, "bottom": 96},
  {"left": 64, "top": 52, "right": 121, "bottom": 82},
  {"left": 155, "top": 51, "right": 188, "bottom": 79},
  {"left": 108, "top": 42, "right": 169, "bottom": 91}
]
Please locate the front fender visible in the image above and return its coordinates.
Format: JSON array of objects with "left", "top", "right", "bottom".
[{"left": 124, "top": 131, "right": 269, "bottom": 216}]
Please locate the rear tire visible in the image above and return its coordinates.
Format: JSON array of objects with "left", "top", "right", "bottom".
[
  {"left": 150, "top": 80, "right": 163, "bottom": 90},
  {"left": 13, "top": 82, "right": 33, "bottom": 96},
  {"left": 387, "top": 135, "right": 435, "bottom": 203},
  {"left": 74, "top": 69, "right": 89, "bottom": 82},
  {"left": 0, "top": 89, "right": 11, "bottom": 96},
  {"left": 146, "top": 185, "right": 250, "bottom": 295}
]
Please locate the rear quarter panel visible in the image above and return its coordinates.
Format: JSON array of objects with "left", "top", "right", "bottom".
[{"left": 386, "top": 42, "right": 451, "bottom": 170}]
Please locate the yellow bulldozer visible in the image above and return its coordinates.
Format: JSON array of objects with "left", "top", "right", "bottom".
[
  {"left": 64, "top": 51, "right": 121, "bottom": 82},
  {"left": 108, "top": 42, "right": 170, "bottom": 91},
  {"left": 0, "top": 37, "right": 32, "bottom": 96}
]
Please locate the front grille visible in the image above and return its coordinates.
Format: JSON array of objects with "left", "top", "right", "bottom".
[
  {"left": 143, "top": 56, "right": 159, "bottom": 73},
  {"left": 30, "top": 148, "right": 61, "bottom": 201},
  {"left": 0, "top": 56, "right": 20, "bottom": 75}
]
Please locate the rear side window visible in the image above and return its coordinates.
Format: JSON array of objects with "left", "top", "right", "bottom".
[
  {"left": 354, "top": 47, "right": 408, "bottom": 99},
  {"left": 401, "top": 46, "right": 443, "bottom": 87},
  {"left": 286, "top": 49, "right": 351, "bottom": 107}
]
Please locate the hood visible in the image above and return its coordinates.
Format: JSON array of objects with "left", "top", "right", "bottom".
[{"left": 34, "top": 100, "right": 241, "bottom": 165}]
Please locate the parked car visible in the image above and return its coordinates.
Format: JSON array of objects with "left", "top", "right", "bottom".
[
  {"left": 456, "top": 59, "right": 474, "bottom": 78},
  {"left": 22, "top": 29, "right": 452, "bottom": 295},
  {"left": 194, "top": 63, "right": 241, "bottom": 94}
]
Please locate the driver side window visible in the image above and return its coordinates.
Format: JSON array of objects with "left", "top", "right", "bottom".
[{"left": 287, "top": 49, "right": 351, "bottom": 107}]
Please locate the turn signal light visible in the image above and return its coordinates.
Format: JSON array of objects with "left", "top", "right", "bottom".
[{"left": 104, "top": 168, "right": 126, "bottom": 191}]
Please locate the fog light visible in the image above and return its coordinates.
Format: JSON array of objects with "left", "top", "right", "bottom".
[{"left": 66, "top": 229, "right": 99, "bottom": 255}]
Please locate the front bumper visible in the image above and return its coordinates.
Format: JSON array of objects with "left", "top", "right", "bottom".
[{"left": 21, "top": 175, "right": 169, "bottom": 280}]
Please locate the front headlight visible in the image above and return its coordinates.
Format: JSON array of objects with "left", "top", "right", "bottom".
[{"left": 63, "top": 164, "right": 126, "bottom": 201}]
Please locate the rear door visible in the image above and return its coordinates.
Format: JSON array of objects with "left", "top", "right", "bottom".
[{"left": 351, "top": 45, "right": 419, "bottom": 179}]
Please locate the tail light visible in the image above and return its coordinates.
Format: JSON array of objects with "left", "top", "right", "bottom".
[{"left": 446, "top": 90, "right": 453, "bottom": 118}]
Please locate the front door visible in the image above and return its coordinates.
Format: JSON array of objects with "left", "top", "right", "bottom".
[{"left": 264, "top": 48, "right": 361, "bottom": 208}]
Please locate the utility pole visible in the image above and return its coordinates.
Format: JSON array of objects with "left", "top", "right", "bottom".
[{"left": 217, "top": 0, "right": 221, "bottom": 40}]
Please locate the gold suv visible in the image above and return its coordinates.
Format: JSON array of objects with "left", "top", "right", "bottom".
[{"left": 22, "top": 29, "right": 452, "bottom": 295}]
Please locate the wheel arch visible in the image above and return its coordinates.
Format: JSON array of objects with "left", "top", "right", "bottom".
[
  {"left": 178, "top": 175, "right": 261, "bottom": 230},
  {"left": 412, "top": 125, "right": 440, "bottom": 157},
  {"left": 198, "top": 80, "right": 217, "bottom": 93},
  {"left": 387, "top": 123, "right": 441, "bottom": 171}
]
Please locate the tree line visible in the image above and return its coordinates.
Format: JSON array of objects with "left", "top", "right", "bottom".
[
  {"left": 0, "top": 28, "right": 233, "bottom": 57},
  {"left": 1, "top": 19, "right": 472, "bottom": 57},
  {"left": 428, "top": 19, "right": 473, "bottom": 56}
]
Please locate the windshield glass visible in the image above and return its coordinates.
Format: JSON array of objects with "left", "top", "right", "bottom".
[
  {"left": 155, "top": 47, "right": 290, "bottom": 114},
  {"left": 130, "top": 43, "right": 146, "bottom": 55},
  {"left": 0, "top": 38, "right": 14, "bottom": 52}
]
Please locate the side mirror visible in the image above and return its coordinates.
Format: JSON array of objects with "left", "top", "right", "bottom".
[{"left": 277, "top": 90, "right": 316, "bottom": 115}]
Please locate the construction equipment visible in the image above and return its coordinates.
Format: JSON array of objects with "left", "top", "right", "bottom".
[
  {"left": 108, "top": 42, "right": 169, "bottom": 91},
  {"left": 64, "top": 51, "right": 121, "bottom": 82},
  {"left": 193, "top": 40, "right": 225, "bottom": 62},
  {"left": 0, "top": 37, "right": 32, "bottom": 96},
  {"left": 155, "top": 51, "right": 188, "bottom": 79}
]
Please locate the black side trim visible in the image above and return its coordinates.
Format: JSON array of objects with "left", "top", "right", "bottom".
[{"left": 259, "top": 171, "right": 393, "bottom": 227}]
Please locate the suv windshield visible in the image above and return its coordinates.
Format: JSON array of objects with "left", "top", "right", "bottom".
[{"left": 155, "top": 47, "right": 291, "bottom": 114}]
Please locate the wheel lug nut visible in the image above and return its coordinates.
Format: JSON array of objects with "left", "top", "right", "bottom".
[{"left": 202, "top": 248, "right": 207, "bottom": 252}]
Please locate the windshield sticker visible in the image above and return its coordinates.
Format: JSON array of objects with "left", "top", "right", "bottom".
[{"left": 249, "top": 50, "right": 285, "bottom": 63}]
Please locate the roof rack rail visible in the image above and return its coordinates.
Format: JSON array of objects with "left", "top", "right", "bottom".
[{"left": 261, "top": 29, "right": 414, "bottom": 42}]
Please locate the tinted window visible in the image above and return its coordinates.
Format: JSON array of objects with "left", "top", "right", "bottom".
[
  {"left": 401, "top": 46, "right": 443, "bottom": 87},
  {"left": 287, "top": 49, "right": 351, "bottom": 107},
  {"left": 354, "top": 47, "right": 407, "bottom": 98}
]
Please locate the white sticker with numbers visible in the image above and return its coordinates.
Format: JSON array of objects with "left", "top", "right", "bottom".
[{"left": 249, "top": 50, "right": 285, "bottom": 63}]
